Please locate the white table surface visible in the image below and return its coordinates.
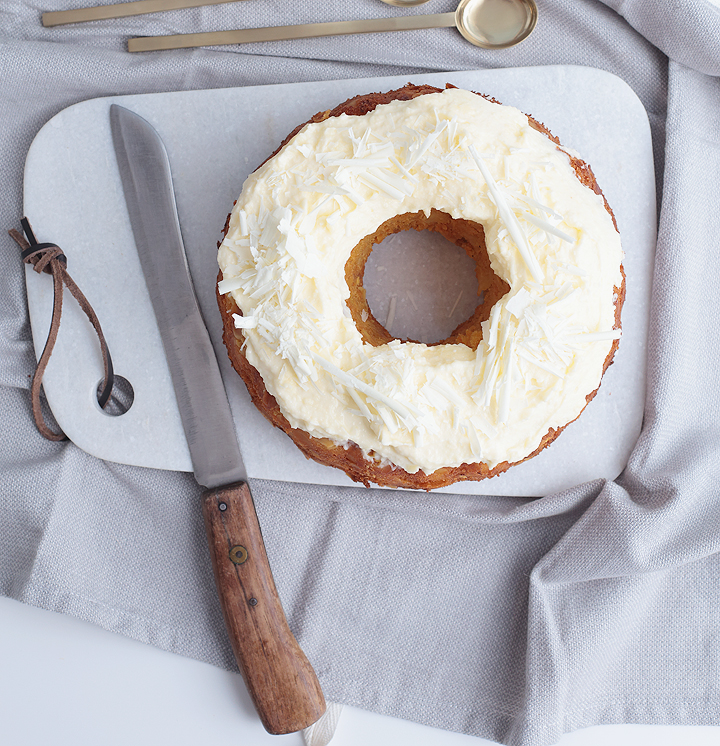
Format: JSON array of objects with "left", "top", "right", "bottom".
[{"left": 1, "top": 596, "right": 718, "bottom": 746}]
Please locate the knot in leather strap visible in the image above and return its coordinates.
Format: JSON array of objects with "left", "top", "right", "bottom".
[{"left": 22, "top": 242, "right": 68, "bottom": 274}]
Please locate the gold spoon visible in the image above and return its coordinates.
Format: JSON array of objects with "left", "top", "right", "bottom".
[{"left": 128, "top": 0, "right": 538, "bottom": 52}]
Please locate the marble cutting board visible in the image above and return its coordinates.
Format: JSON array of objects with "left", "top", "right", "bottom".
[{"left": 22, "top": 65, "right": 656, "bottom": 496}]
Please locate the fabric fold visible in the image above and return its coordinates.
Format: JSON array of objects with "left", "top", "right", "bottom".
[{"left": 598, "top": 0, "right": 720, "bottom": 76}]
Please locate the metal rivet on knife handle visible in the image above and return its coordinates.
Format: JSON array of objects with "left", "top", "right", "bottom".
[{"left": 229, "top": 545, "right": 249, "bottom": 565}]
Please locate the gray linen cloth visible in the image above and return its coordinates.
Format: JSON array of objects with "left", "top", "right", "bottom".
[{"left": 2, "top": 1, "right": 720, "bottom": 744}]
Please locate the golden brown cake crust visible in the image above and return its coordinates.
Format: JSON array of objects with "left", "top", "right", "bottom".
[{"left": 217, "top": 83, "right": 626, "bottom": 490}]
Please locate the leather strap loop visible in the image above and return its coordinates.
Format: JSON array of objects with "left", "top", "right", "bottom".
[{"left": 9, "top": 218, "right": 115, "bottom": 441}]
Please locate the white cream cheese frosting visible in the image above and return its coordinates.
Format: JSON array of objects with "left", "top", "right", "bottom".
[{"left": 217, "top": 87, "right": 623, "bottom": 475}]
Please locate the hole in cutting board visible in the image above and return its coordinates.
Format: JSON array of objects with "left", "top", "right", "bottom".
[{"left": 96, "top": 375, "right": 135, "bottom": 416}]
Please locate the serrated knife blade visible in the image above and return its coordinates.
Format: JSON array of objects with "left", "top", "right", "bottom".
[
  {"left": 110, "top": 104, "right": 243, "bottom": 490},
  {"left": 110, "top": 103, "right": 325, "bottom": 734}
]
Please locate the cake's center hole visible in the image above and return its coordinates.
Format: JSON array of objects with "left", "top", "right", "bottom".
[
  {"left": 364, "top": 231, "right": 481, "bottom": 345},
  {"left": 345, "top": 210, "right": 509, "bottom": 349}
]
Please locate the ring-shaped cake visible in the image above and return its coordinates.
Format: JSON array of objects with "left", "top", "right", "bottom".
[{"left": 216, "top": 84, "right": 625, "bottom": 490}]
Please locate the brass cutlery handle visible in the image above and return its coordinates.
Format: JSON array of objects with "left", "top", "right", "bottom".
[
  {"left": 43, "top": 0, "right": 248, "bottom": 27},
  {"left": 128, "top": 13, "right": 457, "bottom": 51}
]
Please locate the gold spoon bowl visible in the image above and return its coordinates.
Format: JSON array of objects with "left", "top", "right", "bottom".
[{"left": 382, "top": 0, "right": 539, "bottom": 48}]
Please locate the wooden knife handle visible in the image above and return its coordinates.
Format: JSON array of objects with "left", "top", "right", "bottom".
[{"left": 202, "top": 482, "right": 326, "bottom": 734}]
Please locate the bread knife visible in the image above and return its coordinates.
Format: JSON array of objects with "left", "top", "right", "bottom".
[{"left": 109, "top": 103, "right": 325, "bottom": 735}]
